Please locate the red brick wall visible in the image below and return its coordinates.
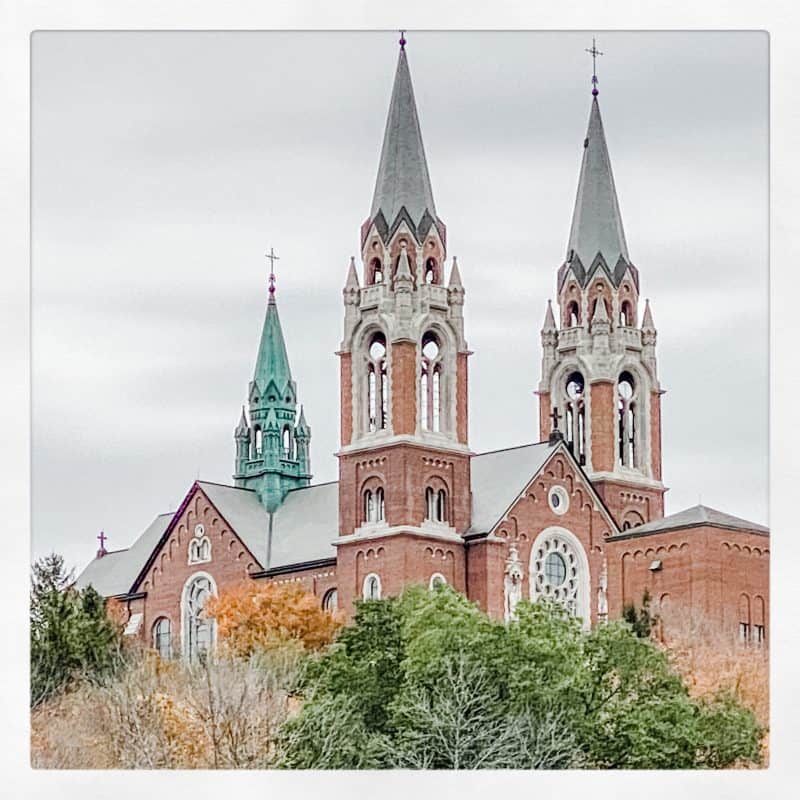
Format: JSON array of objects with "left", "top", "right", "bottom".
[
  {"left": 592, "top": 479, "right": 665, "bottom": 526},
  {"left": 605, "top": 526, "right": 769, "bottom": 643},
  {"left": 256, "top": 564, "right": 338, "bottom": 608},
  {"left": 538, "top": 391, "right": 551, "bottom": 443},
  {"left": 391, "top": 341, "right": 417, "bottom": 435},
  {"left": 472, "top": 448, "right": 615, "bottom": 623},
  {"left": 339, "top": 352, "right": 352, "bottom": 446},
  {"left": 135, "top": 487, "right": 260, "bottom": 653},
  {"left": 457, "top": 352, "right": 469, "bottom": 444},
  {"left": 650, "top": 390, "right": 662, "bottom": 481},
  {"left": 336, "top": 532, "right": 467, "bottom": 617},
  {"left": 589, "top": 380, "right": 615, "bottom": 472},
  {"left": 338, "top": 442, "right": 472, "bottom": 536}
]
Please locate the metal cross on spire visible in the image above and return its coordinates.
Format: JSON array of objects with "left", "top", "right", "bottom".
[
  {"left": 265, "top": 246, "right": 280, "bottom": 297},
  {"left": 585, "top": 37, "right": 603, "bottom": 96},
  {"left": 399, "top": 29, "right": 406, "bottom": 50},
  {"left": 97, "top": 530, "right": 108, "bottom": 557}
]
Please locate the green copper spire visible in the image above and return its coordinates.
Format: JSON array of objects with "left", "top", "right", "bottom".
[
  {"left": 233, "top": 257, "right": 312, "bottom": 511},
  {"left": 253, "top": 287, "right": 294, "bottom": 400}
]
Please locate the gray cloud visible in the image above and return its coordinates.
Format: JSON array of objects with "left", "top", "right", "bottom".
[{"left": 32, "top": 31, "right": 768, "bottom": 572}]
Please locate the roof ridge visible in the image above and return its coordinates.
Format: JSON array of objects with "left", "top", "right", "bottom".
[
  {"left": 197, "top": 479, "right": 256, "bottom": 492},
  {"left": 474, "top": 441, "right": 548, "bottom": 457},
  {"left": 284, "top": 479, "right": 339, "bottom": 493}
]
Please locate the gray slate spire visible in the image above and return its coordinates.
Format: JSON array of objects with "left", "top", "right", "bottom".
[
  {"left": 368, "top": 43, "right": 441, "bottom": 243},
  {"left": 567, "top": 97, "right": 630, "bottom": 273}
]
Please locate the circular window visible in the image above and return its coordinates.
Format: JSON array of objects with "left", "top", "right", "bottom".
[
  {"left": 566, "top": 371, "right": 584, "bottom": 399},
  {"left": 544, "top": 552, "right": 567, "bottom": 586},
  {"left": 369, "top": 337, "right": 386, "bottom": 361},
  {"left": 422, "top": 334, "right": 439, "bottom": 360},
  {"left": 548, "top": 486, "right": 569, "bottom": 515},
  {"left": 618, "top": 370, "right": 635, "bottom": 399}
]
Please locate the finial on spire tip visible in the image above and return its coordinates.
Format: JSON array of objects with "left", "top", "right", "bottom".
[
  {"left": 399, "top": 29, "right": 406, "bottom": 50},
  {"left": 585, "top": 37, "right": 603, "bottom": 97},
  {"left": 265, "top": 246, "right": 280, "bottom": 300}
]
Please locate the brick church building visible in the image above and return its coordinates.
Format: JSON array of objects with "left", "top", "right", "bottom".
[{"left": 76, "top": 38, "right": 769, "bottom": 661}]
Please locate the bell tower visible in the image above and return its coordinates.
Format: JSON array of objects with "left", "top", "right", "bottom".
[
  {"left": 233, "top": 257, "right": 312, "bottom": 511},
  {"left": 538, "top": 57, "right": 666, "bottom": 529},
  {"left": 336, "top": 34, "right": 471, "bottom": 611}
]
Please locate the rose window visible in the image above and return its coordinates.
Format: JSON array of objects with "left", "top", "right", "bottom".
[{"left": 532, "top": 535, "right": 580, "bottom": 614}]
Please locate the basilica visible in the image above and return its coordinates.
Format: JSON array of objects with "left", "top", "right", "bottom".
[{"left": 76, "top": 38, "right": 769, "bottom": 661}]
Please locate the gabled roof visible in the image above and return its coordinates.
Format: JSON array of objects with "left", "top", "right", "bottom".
[
  {"left": 369, "top": 45, "right": 439, "bottom": 241},
  {"left": 74, "top": 513, "right": 172, "bottom": 597},
  {"left": 566, "top": 96, "right": 630, "bottom": 276},
  {"left": 76, "top": 442, "right": 622, "bottom": 597},
  {"left": 468, "top": 442, "right": 559, "bottom": 535},
  {"left": 609, "top": 504, "right": 769, "bottom": 541}
]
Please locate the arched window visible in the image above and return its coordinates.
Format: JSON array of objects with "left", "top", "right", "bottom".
[
  {"left": 369, "top": 257, "right": 383, "bottom": 285},
  {"left": 421, "top": 332, "right": 442, "bottom": 432},
  {"left": 753, "top": 595, "right": 766, "bottom": 647},
  {"left": 739, "top": 593, "right": 751, "bottom": 644},
  {"left": 424, "top": 257, "right": 437, "bottom": 284},
  {"left": 282, "top": 426, "right": 293, "bottom": 459},
  {"left": 322, "top": 588, "right": 338, "bottom": 613},
  {"left": 425, "top": 487, "right": 448, "bottom": 523},
  {"left": 617, "top": 371, "right": 637, "bottom": 468},
  {"left": 254, "top": 426, "right": 262, "bottom": 457},
  {"left": 363, "top": 573, "right": 381, "bottom": 601},
  {"left": 367, "top": 333, "right": 387, "bottom": 433},
  {"left": 619, "top": 301, "right": 633, "bottom": 327},
  {"left": 567, "top": 301, "right": 580, "bottom": 327},
  {"left": 152, "top": 617, "right": 171, "bottom": 659},
  {"left": 363, "top": 487, "right": 385, "bottom": 524},
  {"left": 429, "top": 573, "right": 447, "bottom": 589},
  {"left": 564, "top": 371, "right": 586, "bottom": 465},
  {"left": 183, "top": 574, "right": 215, "bottom": 661}
]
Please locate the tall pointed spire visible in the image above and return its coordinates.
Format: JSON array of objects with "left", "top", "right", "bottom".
[
  {"left": 253, "top": 274, "right": 293, "bottom": 396},
  {"left": 367, "top": 34, "right": 442, "bottom": 244},
  {"left": 566, "top": 95, "right": 630, "bottom": 275}
]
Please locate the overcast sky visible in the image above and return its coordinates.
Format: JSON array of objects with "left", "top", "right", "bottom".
[{"left": 31, "top": 31, "right": 768, "bottom": 573}]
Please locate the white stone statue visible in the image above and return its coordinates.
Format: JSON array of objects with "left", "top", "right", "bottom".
[
  {"left": 597, "top": 557, "right": 608, "bottom": 620},
  {"left": 504, "top": 543, "right": 524, "bottom": 621}
]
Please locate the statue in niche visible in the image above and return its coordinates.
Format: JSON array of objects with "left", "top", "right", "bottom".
[
  {"left": 597, "top": 557, "right": 608, "bottom": 621},
  {"left": 504, "top": 543, "right": 524, "bottom": 621}
]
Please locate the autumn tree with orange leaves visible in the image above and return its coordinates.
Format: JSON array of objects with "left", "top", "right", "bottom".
[{"left": 206, "top": 581, "right": 342, "bottom": 657}]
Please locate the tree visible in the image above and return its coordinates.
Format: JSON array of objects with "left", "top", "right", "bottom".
[
  {"left": 30, "top": 553, "right": 124, "bottom": 707},
  {"left": 205, "top": 581, "right": 342, "bottom": 658},
  {"left": 281, "top": 584, "right": 763, "bottom": 769},
  {"left": 622, "top": 588, "right": 656, "bottom": 638}
]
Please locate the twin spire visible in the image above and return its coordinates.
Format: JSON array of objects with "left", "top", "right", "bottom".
[
  {"left": 367, "top": 36, "right": 443, "bottom": 244},
  {"left": 566, "top": 95, "right": 630, "bottom": 277}
]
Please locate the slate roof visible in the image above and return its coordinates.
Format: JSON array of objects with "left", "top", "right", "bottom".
[
  {"left": 468, "top": 442, "right": 555, "bottom": 534},
  {"left": 566, "top": 96, "right": 630, "bottom": 275},
  {"left": 609, "top": 504, "right": 769, "bottom": 541},
  {"left": 368, "top": 45, "right": 440, "bottom": 240},
  {"left": 73, "top": 513, "right": 172, "bottom": 597},
  {"left": 75, "top": 442, "right": 575, "bottom": 597}
]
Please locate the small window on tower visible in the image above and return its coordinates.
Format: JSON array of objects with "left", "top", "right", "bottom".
[
  {"left": 567, "top": 301, "right": 580, "bottom": 327},
  {"left": 424, "top": 258, "right": 437, "bottom": 284},
  {"left": 363, "top": 573, "right": 382, "bottom": 601}
]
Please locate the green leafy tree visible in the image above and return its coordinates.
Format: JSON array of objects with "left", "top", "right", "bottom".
[
  {"left": 281, "top": 584, "right": 763, "bottom": 769},
  {"left": 30, "top": 553, "right": 124, "bottom": 707},
  {"left": 622, "top": 588, "right": 656, "bottom": 638}
]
